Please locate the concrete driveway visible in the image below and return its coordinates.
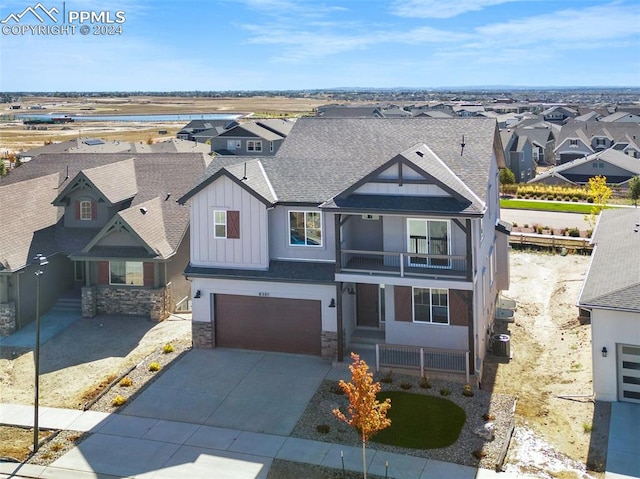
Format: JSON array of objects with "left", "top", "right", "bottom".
[{"left": 119, "top": 348, "right": 332, "bottom": 436}]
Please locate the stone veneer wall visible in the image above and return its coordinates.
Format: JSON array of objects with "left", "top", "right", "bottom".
[
  {"left": 0, "top": 302, "right": 16, "bottom": 337},
  {"left": 321, "top": 331, "right": 338, "bottom": 360},
  {"left": 192, "top": 321, "right": 213, "bottom": 349},
  {"left": 96, "top": 286, "right": 169, "bottom": 321},
  {"left": 82, "top": 286, "right": 97, "bottom": 318}
]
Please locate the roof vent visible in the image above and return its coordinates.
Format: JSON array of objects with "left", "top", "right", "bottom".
[
  {"left": 140, "top": 207, "right": 148, "bottom": 215},
  {"left": 165, "top": 193, "right": 171, "bottom": 201},
  {"left": 416, "top": 151, "right": 424, "bottom": 157}
]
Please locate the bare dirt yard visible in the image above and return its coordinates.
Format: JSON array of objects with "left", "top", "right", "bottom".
[
  {"left": 486, "top": 251, "right": 607, "bottom": 478},
  {"left": 0, "top": 252, "right": 604, "bottom": 478}
]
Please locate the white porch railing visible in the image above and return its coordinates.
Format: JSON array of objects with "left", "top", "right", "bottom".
[
  {"left": 375, "top": 343, "right": 470, "bottom": 384},
  {"left": 340, "top": 250, "right": 468, "bottom": 279}
]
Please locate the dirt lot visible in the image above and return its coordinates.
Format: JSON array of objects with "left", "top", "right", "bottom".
[{"left": 0, "top": 253, "right": 603, "bottom": 477}]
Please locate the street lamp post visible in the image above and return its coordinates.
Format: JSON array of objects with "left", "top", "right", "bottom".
[{"left": 33, "top": 254, "right": 48, "bottom": 453}]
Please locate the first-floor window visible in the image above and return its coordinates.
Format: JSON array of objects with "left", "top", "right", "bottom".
[
  {"left": 110, "top": 261, "right": 143, "bottom": 286},
  {"left": 213, "top": 210, "right": 227, "bottom": 238},
  {"left": 413, "top": 287, "right": 449, "bottom": 324},
  {"left": 289, "top": 210, "right": 322, "bottom": 246}
]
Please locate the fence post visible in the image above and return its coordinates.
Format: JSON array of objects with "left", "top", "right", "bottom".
[
  {"left": 465, "top": 351, "right": 470, "bottom": 384},
  {"left": 376, "top": 344, "right": 380, "bottom": 372},
  {"left": 420, "top": 348, "right": 424, "bottom": 377}
]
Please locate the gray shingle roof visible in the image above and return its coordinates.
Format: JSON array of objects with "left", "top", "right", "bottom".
[
  {"left": 185, "top": 260, "right": 335, "bottom": 283},
  {"left": 180, "top": 118, "right": 502, "bottom": 211},
  {"left": 0, "top": 152, "right": 210, "bottom": 267},
  {"left": 578, "top": 208, "right": 640, "bottom": 312}
]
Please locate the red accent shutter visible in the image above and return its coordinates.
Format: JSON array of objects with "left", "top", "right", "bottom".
[
  {"left": 91, "top": 200, "right": 98, "bottom": 220},
  {"left": 394, "top": 286, "right": 413, "bottom": 322},
  {"left": 143, "top": 263, "right": 155, "bottom": 287},
  {"left": 97, "top": 261, "right": 109, "bottom": 285},
  {"left": 75, "top": 201, "right": 81, "bottom": 220},
  {"left": 227, "top": 211, "right": 240, "bottom": 239}
]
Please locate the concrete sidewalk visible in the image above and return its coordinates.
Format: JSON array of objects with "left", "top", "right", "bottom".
[{"left": 0, "top": 403, "right": 538, "bottom": 479}]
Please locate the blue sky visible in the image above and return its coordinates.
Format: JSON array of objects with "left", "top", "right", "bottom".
[{"left": 1, "top": 0, "right": 639, "bottom": 91}]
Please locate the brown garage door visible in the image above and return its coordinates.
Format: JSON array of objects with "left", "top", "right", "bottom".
[{"left": 214, "top": 294, "right": 322, "bottom": 356}]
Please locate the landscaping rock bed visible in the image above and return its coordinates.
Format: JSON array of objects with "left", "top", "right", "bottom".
[{"left": 291, "top": 374, "right": 516, "bottom": 470}]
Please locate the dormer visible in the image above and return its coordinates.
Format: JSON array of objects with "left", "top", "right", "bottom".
[{"left": 52, "top": 159, "right": 138, "bottom": 228}]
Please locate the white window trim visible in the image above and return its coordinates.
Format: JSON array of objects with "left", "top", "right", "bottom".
[
  {"left": 412, "top": 287, "right": 450, "bottom": 325},
  {"left": 247, "top": 140, "right": 262, "bottom": 152},
  {"left": 289, "top": 210, "right": 323, "bottom": 247},
  {"left": 79, "top": 200, "right": 92, "bottom": 221},
  {"left": 213, "top": 209, "right": 227, "bottom": 238}
]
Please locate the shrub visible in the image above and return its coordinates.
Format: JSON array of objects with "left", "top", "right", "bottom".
[
  {"left": 462, "top": 384, "right": 474, "bottom": 397},
  {"left": 112, "top": 395, "right": 127, "bottom": 407},
  {"left": 472, "top": 450, "right": 487, "bottom": 460},
  {"left": 440, "top": 387, "right": 451, "bottom": 396},
  {"left": 523, "top": 224, "right": 529, "bottom": 229},
  {"left": 571, "top": 196, "right": 579, "bottom": 202},
  {"left": 119, "top": 376, "right": 133, "bottom": 387},
  {"left": 482, "top": 413, "right": 496, "bottom": 421},
  {"left": 331, "top": 383, "right": 345, "bottom": 395},
  {"left": 148, "top": 362, "right": 161, "bottom": 372},
  {"left": 419, "top": 376, "right": 431, "bottom": 389},
  {"left": 162, "top": 343, "right": 175, "bottom": 354},
  {"left": 567, "top": 227, "right": 580, "bottom": 237},
  {"left": 534, "top": 224, "right": 543, "bottom": 234},
  {"left": 316, "top": 424, "right": 331, "bottom": 434},
  {"left": 400, "top": 382, "right": 412, "bottom": 390},
  {"left": 583, "top": 423, "right": 593, "bottom": 433},
  {"left": 380, "top": 369, "right": 393, "bottom": 384},
  {"left": 49, "top": 442, "right": 64, "bottom": 452},
  {"left": 512, "top": 222, "right": 518, "bottom": 228}
]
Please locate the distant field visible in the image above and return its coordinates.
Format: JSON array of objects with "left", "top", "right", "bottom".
[{"left": 0, "top": 95, "right": 331, "bottom": 152}]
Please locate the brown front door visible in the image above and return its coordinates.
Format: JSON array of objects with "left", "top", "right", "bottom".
[{"left": 356, "top": 284, "right": 379, "bottom": 328}]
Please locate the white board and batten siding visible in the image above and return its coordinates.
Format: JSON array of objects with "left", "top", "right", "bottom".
[
  {"left": 190, "top": 175, "right": 269, "bottom": 269},
  {"left": 354, "top": 163, "right": 449, "bottom": 197}
]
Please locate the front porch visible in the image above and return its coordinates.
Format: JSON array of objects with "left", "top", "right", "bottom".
[{"left": 346, "top": 328, "right": 472, "bottom": 384}]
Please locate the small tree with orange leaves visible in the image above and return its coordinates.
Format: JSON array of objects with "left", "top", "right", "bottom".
[{"left": 333, "top": 353, "right": 391, "bottom": 479}]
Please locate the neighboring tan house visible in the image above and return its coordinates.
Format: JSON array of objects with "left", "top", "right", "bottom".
[
  {"left": 599, "top": 111, "right": 640, "bottom": 123},
  {"left": 178, "top": 117, "right": 510, "bottom": 383},
  {"left": 210, "top": 121, "right": 291, "bottom": 156},
  {"left": 0, "top": 153, "right": 210, "bottom": 336},
  {"left": 578, "top": 208, "right": 640, "bottom": 403},
  {"left": 528, "top": 149, "right": 640, "bottom": 186},
  {"left": 555, "top": 121, "right": 640, "bottom": 164}
]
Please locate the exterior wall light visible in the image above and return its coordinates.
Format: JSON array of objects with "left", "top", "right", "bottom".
[{"left": 601, "top": 346, "right": 608, "bottom": 358}]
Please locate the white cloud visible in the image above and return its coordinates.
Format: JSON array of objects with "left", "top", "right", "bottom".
[{"left": 391, "top": 0, "right": 521, "bottom": 19}]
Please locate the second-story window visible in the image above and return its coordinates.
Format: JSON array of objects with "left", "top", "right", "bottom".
[
  {"left": 213, "top": 210, "right": 227, "bottom": 238},
  {"left": 247, "top": 140, "right": 262, "bottom": 152},
  {"left": 289, "top": 211, "right": 322, "bottom": 246},
  {"left": 79, "top": 200, "right": 92, "bottom": 220}
]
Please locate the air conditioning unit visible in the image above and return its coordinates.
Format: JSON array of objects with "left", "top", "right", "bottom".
[{"left": 362, "top": 214, "right": 380, "bottom": 221}]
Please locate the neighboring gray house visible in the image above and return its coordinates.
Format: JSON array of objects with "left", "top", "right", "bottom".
[
  {"left": 210, "top": 121, "right": 290, "bottom": 156},
  {"left": 542, "top": 105, "right": 579, "bottom": 124},
  {"left": 176, "top": 119, "right": 239, "bottom": 141},
  {"left": 178, "top": 117, "right": 510, "bottom": 383},
  {"left": 599, "top": 111, "right": 640, "bottom": 123},
  {"left": 578, "top": 208, "right": 640, "bottom": 403},
  {"left": 501, "top": 130, "right": 536, "bottom": 183},
  {"left": 555, "top": 121, "right": 640, "bottom": 164},
  {"left": 0, "top": 153, "right": 211, "bottom": 336},
  {"left": 515, "top": 127, "right": 556, "bottom": 166},
  {"left": 528, "top": 149, "right": 640, "bottom": 186}
]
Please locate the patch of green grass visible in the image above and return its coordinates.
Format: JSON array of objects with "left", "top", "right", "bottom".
[
  {"left": 372, "top": 391, "right": 466, "bottom": 449},
  {"left": 500, "top": 199, "right": 610, "bottom": 214}
]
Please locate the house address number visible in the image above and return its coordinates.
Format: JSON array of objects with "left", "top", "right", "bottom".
[{"left": 258, "top": 292, "right": 270, "bottom": 297}]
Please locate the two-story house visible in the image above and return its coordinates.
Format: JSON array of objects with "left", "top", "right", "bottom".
[
  {"left": 0, "top": 153, "right": 210, "bottom": 336},
  {"left": 178, "top": 118, "right": 510, "bottom": 383},
  {"left": 555, "top": 121, "right": 640, "bottom": 164}
]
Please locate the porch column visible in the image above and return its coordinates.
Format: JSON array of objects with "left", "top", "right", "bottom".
[
  {"left": 466, "top": 219, "right": 473, "bottom": 281},
  {"left": 336, "top": 281, "right": 344, "bottom": 362},
  {"left": 334, "top": 214, "right": 342, "bottom": 272}
]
